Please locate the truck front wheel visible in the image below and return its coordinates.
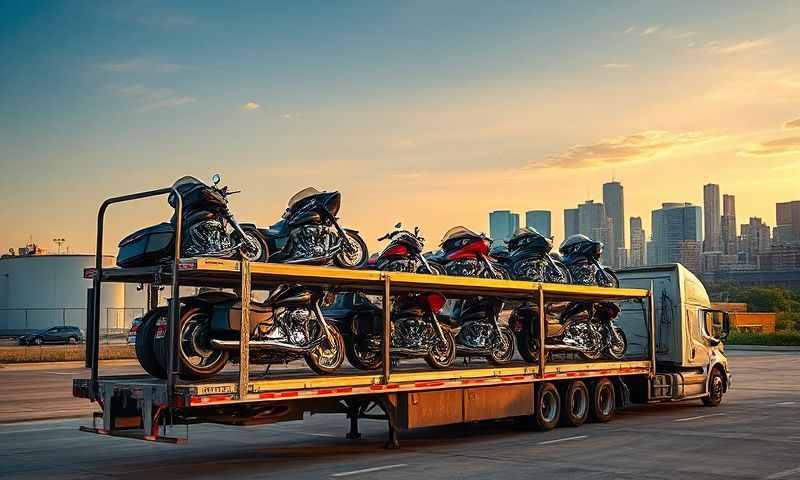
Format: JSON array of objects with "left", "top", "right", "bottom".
[{"left": 702, "top": 368, "right": 725, "bottom": 407}]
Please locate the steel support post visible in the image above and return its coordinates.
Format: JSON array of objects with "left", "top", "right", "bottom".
[
  {"left": 537, "top": 284, "right": 546, "bottom": 378},
  {"left": 382, "top": 274, "right": 391, "bottom": 385},
  {"left": 648, "top": 282, "right": 657, "bottom": 378},
  {"left": 239, "top": 259, "right": 252, "bottom": 400}
]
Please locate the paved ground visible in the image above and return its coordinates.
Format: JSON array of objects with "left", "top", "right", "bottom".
[{"left": 1, "top": 351, "right": 799, "bottom": 479}]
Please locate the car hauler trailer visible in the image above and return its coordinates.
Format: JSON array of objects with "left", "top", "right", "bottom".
[{"left": 73, "top": 187, "right": 730, "bottom": 447}]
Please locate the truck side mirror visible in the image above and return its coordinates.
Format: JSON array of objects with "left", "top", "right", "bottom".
[{"left": 720, "top": 313, "right": 731, "bottom": 341}]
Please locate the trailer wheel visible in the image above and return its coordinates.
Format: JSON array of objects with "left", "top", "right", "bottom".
[
  {"left": 560, "top": 380, "right": 590, "bottom": 427},
  {"left": 702, "top": 367, "right": 725, "bottom": 407},
  {"left": 533, "top": 382, "right": 561, "bottom": 431},
  {"left": 135, "top": 308, "right": 167, "bottom": 378},
  {"left": 590, "top": 378, "right": 615, "bottom": 423}
]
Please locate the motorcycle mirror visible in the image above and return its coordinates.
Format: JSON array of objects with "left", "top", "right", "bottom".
[
  {"left": 414, "top": 226, "right": 420, "bottom": 235},
  {"left": 211, "top": 174, "right": 221, "bottom": 185},
  {"left": 395, "top": 222, "right": 402, "bottom": 229}
]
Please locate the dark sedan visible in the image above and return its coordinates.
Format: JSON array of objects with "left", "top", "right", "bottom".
[{"left": 18, "top": 326, "right": 86, "bottom": 345}]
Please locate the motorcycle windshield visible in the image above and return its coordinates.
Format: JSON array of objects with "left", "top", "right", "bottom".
[
  {"left": 172, "top": 176, "right": 205, "bottom": 189},
  {"left": 440, "top": 226, "right": 481, "bottom": 244},
  {"left": 287, "top": 187, "right": 322, "bottom": 208}
]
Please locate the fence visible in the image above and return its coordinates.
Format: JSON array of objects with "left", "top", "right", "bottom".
[{"left": 0, "top": 307, "right": 145, "bottom": 344}]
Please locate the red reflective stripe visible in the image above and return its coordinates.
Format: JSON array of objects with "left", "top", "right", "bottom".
[
  {"left": 336, "top": 387, "right": 353, "bottom": 393},
  {"left": 280, "top": 391, "right": 299, "bottom": 398},
  {"left": 415, "top": 381, "right": 445, "bottom": 388},
  {"left": 543, "top": 373, "right": 557, "bottom": 378}
]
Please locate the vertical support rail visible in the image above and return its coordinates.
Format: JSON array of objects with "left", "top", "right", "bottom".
[
  {"left": 382, "top": 274, "right": 391, "bottom": 385},
  {"left": 90, "top": 186, "right": 174, "bottom": 401},
  {"left": 537, "top": 284, "right": 546, "bottom": 379},
  {"left": 239, "top": 259, "right": 252, "bottom": 400},
  {"left": 166, "top": 192, "right": 183, "bottom": 403},
  {"left": 648, "top": 282, "right": 657, "bottom": 378}
]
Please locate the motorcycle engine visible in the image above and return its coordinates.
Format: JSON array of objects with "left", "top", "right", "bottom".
[
  {"left": 513, "top": 258, "right": 547, "bottom": 282},
  {"left": 392, "top": 316, "right": 429, "bottom": 350},
  {"left": 569, "top": 264, "right": 597, "bottom": 286},
  {"left": 563, "top": 321, "right": 600, "bottom": 349},
  {"left": 290, "top": 225, "right": 336, "bottom": 262},
  {"left": 445, "top": 259, "right": 482, "bottom": 277},
  {"left": 384, "top": 258, "right": 416, "bottom": 272},
  {"left": 185, "top": 219, "right": 235, "bottom": 257},
  {"left": 255, "top": 307, "right": 313, "bottom": 346},
  {"left": 457, "top": 321, "right": 494, "bottom": 350}
]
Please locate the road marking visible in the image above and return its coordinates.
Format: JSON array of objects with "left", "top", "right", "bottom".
[
  {"left": 43, "top": 371, "right": 77, "bottom": 376},
  {"left": 0, "top": 418, "right": 79, "bottom": 427},
  {"left": 332, "top": 464, "right": 408, "bottom": 477},
  {"left": 0, "top": 426, "right": 75, "bottom": 435},
  {"left": 764, "top": 466, "right": 800, "bottom": 479},
  {"left": 674, "top": 413, "right": 725, "bottom": 422},
  {"left": 537, "top": 435, "right": 587, "bottom": 445},
  {"left": 772, "top": 401, "right": 796, "bottom": 406}
]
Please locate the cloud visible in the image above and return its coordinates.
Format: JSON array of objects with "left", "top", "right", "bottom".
[
  {"left": 533, "top": 130, "right": 723, "bottom": 169},
  {"left": 784, "top": 118, "right": 800, "bottom": 129},
  {"left": 741, "top": 136, "right": 800, "bottom": 157},
  {"left": 665, "top": 30, "right": 696, "bottom": 40},
  {"left": 641, "top": 25, "right": 659, "bottom": 36},
  {"left": 112, "top": 84, "right": 196, "bottom": 112},
  {"left": 99, "top": 58, "right": 184, "bottom": 73},
  {"left": 138, "top": 15, "right": 196, "bottom": 29},
  {"left": 601, "top": 63, "right": 631, "bottom": 70},
  {"left": 242, "top": 101, "right": 261, "bottom": 110},
  {"left": 707, "top": 38, "right": 773, "bottom": 55},
  {"left": 281, "top": 113, "right": 293, "bottom": 119},
  {"left": 139, "top": 96, "right": 196, "bottom": 112},
  {"left": 624, "top": 26, "right": 636, "bottom": 36}
]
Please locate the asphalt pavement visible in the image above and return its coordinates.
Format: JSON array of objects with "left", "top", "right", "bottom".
[{"left": 1, "top": 351, "right": 798, "bottom": 480}]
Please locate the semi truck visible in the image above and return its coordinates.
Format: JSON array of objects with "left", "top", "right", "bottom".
[{"left": 73, "top": 188, "right": 731, "bottom": 446}]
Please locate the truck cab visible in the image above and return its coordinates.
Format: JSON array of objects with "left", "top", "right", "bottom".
[{"left": 617, "top": 264, "right": 731, "bottom": 405}]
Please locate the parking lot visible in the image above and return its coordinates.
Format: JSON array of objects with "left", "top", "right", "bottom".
[{"left": 1, "top": 351, "right": 798, "bottom": 480}]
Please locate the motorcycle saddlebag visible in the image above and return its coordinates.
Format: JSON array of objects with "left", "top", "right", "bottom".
[
  {"left": 117, "top": 223, "right": 175, "bottom": 268},
  {"left": 211, "top": 300, "right": 274, "bottom": 333}
]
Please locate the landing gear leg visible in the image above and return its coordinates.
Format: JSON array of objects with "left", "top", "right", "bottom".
[
  {"left": 386, "top": 423, "right": 399, "bottom": 449},
  {"left": 346, "top": 402, "right": 361, "bottom": 440}
]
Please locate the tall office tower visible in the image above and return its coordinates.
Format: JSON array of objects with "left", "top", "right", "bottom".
[
  {"left": 720, "top": 194, "right": 737, "bottom": 255},
  {"left": 703, "top": 183, "right": 721, "bottom": 252},
  {"left": 489, "top": 210, "right": 519, "bottom": 243},
  {"left": 651, "top": 202, "right": 703, "bottom": 267},
  {"left": 629, "top": 216, "right": 646, "bottom": 266},
  {"left": 564, "top": 208, "right": 579, "bottom": 239},
  {"left": 525, "top": 210, "right": 551, "bottom": 237},
  {"left": 603, "top": 181, "right": 624, "bottom": 267},
  {"left": 775, "top": 200, "right": 800, "bottom": 244},
  {"left": 740, "top": 217, "right": 771, "bottom": 263},
  {"left": 577, "top": 200, "right": 612, "bottom": 264}
]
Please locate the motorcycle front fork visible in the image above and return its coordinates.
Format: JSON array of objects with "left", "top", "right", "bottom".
[{"left": 313, "top": 302, "right": 337, "bottom": 346}]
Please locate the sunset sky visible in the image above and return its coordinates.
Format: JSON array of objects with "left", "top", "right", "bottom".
[{"left": 1, "top": 1, "right": 799, "bottom": 255}]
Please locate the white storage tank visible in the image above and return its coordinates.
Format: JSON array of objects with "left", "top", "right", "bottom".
[{"left": 0, "top": 255, "right": 126, "bottom": 335}]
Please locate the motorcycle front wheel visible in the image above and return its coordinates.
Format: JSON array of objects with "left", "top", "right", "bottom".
[
  {"left": 344, "top": 336, "right": 383, "bottom": 370},
  {"left": 334, "top": 231, "right": 369, "bottom": 269},
  {"left": 425, "top": 327, "right": 456, "bottom": 369},
  {"left": 238, "top": 229, "right": 268, "bottom": 263},
  {"left": 606, "top": 326, "right": 627, "bottom": 360},
  {"left": 487, "top": 326, "right": 516, "bottom": 365},
  {"left": 597, "top": 267, "right": 619, "bottom": 288},
  {"left": 305, "top": 325, "right": 346, "bottom": 374}
]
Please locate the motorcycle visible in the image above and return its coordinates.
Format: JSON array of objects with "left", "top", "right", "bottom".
[
  {"left": 559, "top": 234, "right": 619, "bottom": 287},
  {"left": 509, "top": 301, "right": 627, "bottom": 361},
  {"left": 117, "top": 175, "right": 266, "bottom": 267},
  {"left": 372, "top": 223, "right": 444, "bottom": 274},
  {"left": 507, "top": 227, "right": 571, "bottom": 283},
  {"left": 241, "top": 187, "right": 368, "bottom": 268},
  {"left": 326, "top": 292, "right": 456, "bottom": 370},
  {"left": 149, "top": 286, "right": 346, "bottom": 380},
  {"left": 429, "top": 226, "right": 515, "bottom": 364}
]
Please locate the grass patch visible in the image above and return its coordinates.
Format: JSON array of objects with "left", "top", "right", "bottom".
[
  {"left": 726, "top": 330, "right": 800, "bottom": 346},
  {"left": 0, "top": 344, "right": 134, "bottom": 363}
]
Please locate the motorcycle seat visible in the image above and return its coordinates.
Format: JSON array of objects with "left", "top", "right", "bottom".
[{"left": 263, "top": 219, "right": 288, "bottom": 238}]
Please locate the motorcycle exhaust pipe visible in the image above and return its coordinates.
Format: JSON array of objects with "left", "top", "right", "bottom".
[
  {"left": 456, "top": 345, "right": 491, "bottom": 355},
  {"left": 210, "top": 336, "right": 325, "bottom": 352},
  {"left": 391, "top": 346, "right": 429, "bottom": 356},
  {"left": 544, "top": 343, "right": 585, "bottom": 352}
]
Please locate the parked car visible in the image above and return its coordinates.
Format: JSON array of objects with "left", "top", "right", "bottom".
[
  {"left": 127, "top": 317, "right": 143, "bottom": 345},
  {"left": 18, "top": 326, "right": 86, "bottom": 345}
]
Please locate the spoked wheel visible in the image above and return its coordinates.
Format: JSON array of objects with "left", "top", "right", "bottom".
[
  {"left": 238, "top": 229, "right": 268, "bottom": 263},
  {"left": 516, "top": 324, "right": 550, "bottom": 364},
  {"left": 334, "top": 231, "right": 369, "bottom": 269},
  {"left": 487, "top": 326, "right": 516, "bottom": 365},
  {"left": 425, "top": 327, "right": 456, "bottom": 369},
  {"left": 606, "top": 326, "right": 627, "bottom": 360},
  {"left": 306, "top": 325, "right": 346, "bottom": 374},
  {"left": 155, "top": 307, "right": 229, "bottom": 380}
]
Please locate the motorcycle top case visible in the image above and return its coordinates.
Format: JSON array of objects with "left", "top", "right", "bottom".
[{"left": 116, "top": 222, "right": 175, "bottom": 268}]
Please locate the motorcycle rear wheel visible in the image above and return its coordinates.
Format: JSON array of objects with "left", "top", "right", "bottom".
[
  {"left": 305, "top": 325, "right": 346, "bottom": 374},
  {"left": 154, "top": 307, "right": 229, "bottom": 380},
  {"left": 334, "top": 231, "right": 369, "bottom": 269},
  {"left": 345, "top": 336, "right": 382, "bottom": 370},
  {"left": 135, "top": 307, "right": 168, "bottom": 379},
  {"left": 425, "top": 327, "right": 456, "bottom": 369},
  {"left": 516, "top": 324, "right": 551, "bottom": 364}
]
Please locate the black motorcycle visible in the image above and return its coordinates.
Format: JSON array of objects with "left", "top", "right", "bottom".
[
  {"left": 146, "top": 286, "right": 346, "bottom": 380},
  {"left": 117, "top": 175, "right": 265, "bottom": 267},
  {"left": 242, "top": 187, "right": 368, "bottom": 268},
  {"left": 370, "top": 223, "right": 444, "bottom": 274},
  {"left": 324, "top": 292, "right": 456, "bottom": 370},
  {"left": 509, "top": 302, "right": 627, "bottom": 362},
  {"left": 507, "top": 227, "right": 571, "bottom": 283},
  {"left": 559, "top": 234, "right": 619, "bottom": 287}
]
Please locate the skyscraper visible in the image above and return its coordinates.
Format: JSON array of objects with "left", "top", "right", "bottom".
[
  {"left": 564, "top": 208, "right": 579, "bottom": 239},
  {"left": 651, "top": 202, "right": 703, "bottom": 268},
  {"left": 775, "top": 200, "right": 800, "bottom": 244},
  {"left": 703, "top": 183, "right": 721, "bottom": 252},
  {"left": 525, "top": 210, "right": 551, "bottom": 237},
  {"left": 629, "top": 216, "right": 646, "bottom": 267},
  {"left": 720, "top": 194, "right": 737, "bottom": 255},
  {"left": 577, "top": 200, "right": 612, "bottom": 264},
  {"left": 740, "top": 217, "right": 771, "bottom": 263},
  {"left": 603, "top": 181, "right": 624, "bottom": 267},
  {"left": 489, "top": 210, "right": 519, "bottom": 243}
]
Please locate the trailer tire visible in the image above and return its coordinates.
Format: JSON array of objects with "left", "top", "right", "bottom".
[
  {"left": 590, "top": 377, "right": 615, "bottom": 423},
  {"left": 533, "top": 382, "right": 561, "bottom": 431},
  {"left": 702, "top": 367, "right": 725, "bottom": 407},
  {"left": 135, "top": 308, "right": 167, "bottom": 378},
  {"left": 560, "top": 380, "right": 590, "bottom": 427}
]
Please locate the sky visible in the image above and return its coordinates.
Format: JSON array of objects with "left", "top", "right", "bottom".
[{"left": 1, "top": 0, "right": 799, "bottom": 255}]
